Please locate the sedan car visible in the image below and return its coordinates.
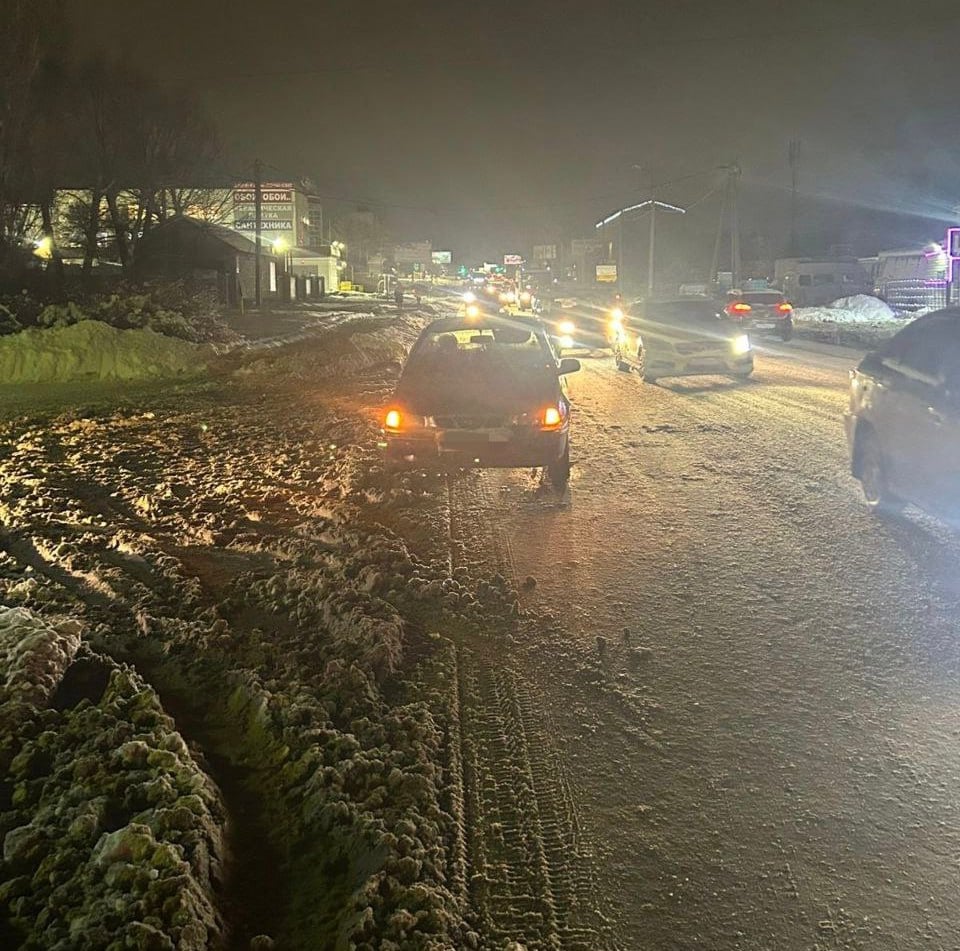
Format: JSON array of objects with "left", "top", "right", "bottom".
[
  {"left": 845, "top": 308, "right": 960, "bottom": 515},
  {"left": 613, "top": 298, "right": 753, "bottom": 382},
  {"left": 383, "top": 314, "right": 580, "bottom": 485},
  {"left": 724, "top": 290, "right": 794, "bottom": 341}
]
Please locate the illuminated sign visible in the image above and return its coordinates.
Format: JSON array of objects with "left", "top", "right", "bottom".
[
  {"left": 431, "top": 250, "right": 452, "bottom": 264},
  {"left": 233, "top": 182, "right": 294, "bottom": 204},
  {"left": 596, "top": 264, "right": 618, "bottom": 282},
  {"left": 234, "top": 219, "right": 293, "bottom": 231},
  {"left": 504, "top": 253, "right": 523, "bottom": 265}
]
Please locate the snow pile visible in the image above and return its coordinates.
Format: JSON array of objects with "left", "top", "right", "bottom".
[
  {"left": 794, "top": 295, "right": 900, "bottom": 326},
  {"left": 0, "top": 320, "right": 210, "bottom": 385}
]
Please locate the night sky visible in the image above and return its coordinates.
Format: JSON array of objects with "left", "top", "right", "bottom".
[{"left": 70, "top": 0, "right": 960, "bottom": 263}]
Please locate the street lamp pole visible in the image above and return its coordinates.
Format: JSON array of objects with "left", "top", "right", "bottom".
[{"left": 648, "top": 197, "right": 656, "bottom": 297}]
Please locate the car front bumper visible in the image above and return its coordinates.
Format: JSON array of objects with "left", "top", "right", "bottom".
[{"left": 385, "top": 428, "right": 568, "bottom": 469}]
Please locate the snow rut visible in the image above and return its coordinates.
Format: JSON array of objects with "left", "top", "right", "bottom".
[{"left": 457, "top": 646, "right": 613, "bottom": 950}]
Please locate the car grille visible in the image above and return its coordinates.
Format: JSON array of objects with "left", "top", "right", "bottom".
[
  {"left": 675, "top": 341, "right": 715, "bottom": 354},
  {"left": 434, "top": 414, "right": 510, "bottom": 430}
]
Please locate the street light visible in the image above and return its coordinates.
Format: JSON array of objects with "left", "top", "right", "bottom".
[{"left": 594, "top": 200, "right": 686, "bottom": 296}]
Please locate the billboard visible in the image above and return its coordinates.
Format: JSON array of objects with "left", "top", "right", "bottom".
[
  {"left": 533, "top": 244, "right": 557, "bottom": 261},
  {"left": 596, "top": 264, "right": 618, "bottom": 282},
  {"left": 431, "top": 250, "right": 452, "bottom": 264},
  {"left": 572, "top": 238, "right": 604, "bottom": 257},
  {"left": 504, "top": 253, "right": 523, "bottom": 265},
  {"left": 233, "top": 182, "right": 294, "bottom": 204}
]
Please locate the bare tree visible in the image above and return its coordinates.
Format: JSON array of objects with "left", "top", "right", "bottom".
[{"left": 0, "top": 0, "right": 67, "bottom": 271}]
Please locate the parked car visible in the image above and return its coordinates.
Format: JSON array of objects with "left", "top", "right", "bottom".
[
  {"left": 845, "top": 308, "right": 960, "bottom": 515},
  {"left": 613, "top": 298, "right": 754, "bottom": 383},
  {"left": 383, "top": 314, "right": 579, "bottom": 485},
  {"left": 723, "top": 289, "right": 794, "bottom": 341}
]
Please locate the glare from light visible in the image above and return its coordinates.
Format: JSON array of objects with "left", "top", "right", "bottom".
[
  {"left": 558, "top": 334, "right": 575, "bottom": 349},
  {"left": 384, "top": 409, "right": 402, "bottom": 430},
  {"left": 558, "top": 320, "right": 576, "bottom": 335},
  {"left": 466, "top": 303, "right": 480, "bottom": 318},
  {"left": 732, "top": 334, "right": 751, "bottom": 355},
  {"left": 611, "top": 306, "right": 624, "bottom": 320},
  {"left": 543, "top": 406, "right": 562, "bottom": 427},
  {"left": 463, "top": 290, "right": 476, "bottom": 303},
  {"left": 272, "top": 237, "right": 289, "bottom": 253}
]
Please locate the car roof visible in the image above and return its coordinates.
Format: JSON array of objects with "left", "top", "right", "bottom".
[{"left": 421, "top": 314, "right": 546, "bottom": 335}]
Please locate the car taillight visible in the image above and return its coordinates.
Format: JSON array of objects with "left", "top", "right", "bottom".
[
  {"left": 726, "top": 301, "right": 751, "bottom": 316},
  {"left": 384, "top": 409, "right": 403, "bottom": 431},
  {"left": 541, "top": 404, "right": 565, "bottom": 430},
  {"left": 777, "top": 302, "right": 793, "bottom": 313}
]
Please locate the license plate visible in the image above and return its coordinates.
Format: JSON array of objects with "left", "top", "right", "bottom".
[{"left": 442, "top": 431, "right": 486, "bottom": 446}]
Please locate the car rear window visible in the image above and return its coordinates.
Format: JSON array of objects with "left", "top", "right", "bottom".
[{"left": 739, "top": 292, "right": 784, "bottom": 304}]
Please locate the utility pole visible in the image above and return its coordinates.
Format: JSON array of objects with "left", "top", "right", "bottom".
[
  {"left": 253, "top": 159, "right": 263, "bottom": 308},
  {"left": 788, "top": 139, "right": 801, "bottom": 256},
  {"left": 730, "top": 164, "right": 742, "bottom": 289},
  {"left": 710, "top": 175, "right": 728, "bottom": 287},
  {"left": 647, "top": 195, "right": 657, "bottom": 297}
]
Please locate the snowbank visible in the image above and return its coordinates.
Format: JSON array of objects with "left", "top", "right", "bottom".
[
  {"left": 794, "top": 295, "right": 899, "bottom": 326},
  {"left": 0, "top": 320, "right": 210, "bottom": 385}
]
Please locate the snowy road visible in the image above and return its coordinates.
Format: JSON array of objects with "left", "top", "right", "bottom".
[{"left": 446, "top": 345, "right": 960, "bottom": 949}]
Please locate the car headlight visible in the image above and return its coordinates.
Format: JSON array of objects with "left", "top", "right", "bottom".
[
  {"left": 558, "top": 320, "right": 576, "bottom": 335},
  {"left": 610, "top": 306, "right": 624, "bottom": 320},
  {"left": 463, "top": 291, "right": 476, "bottom": 303},
  {"left": 558, "top": 334, "right": 575, "bottom": 349},
  {"left": 731, "top": 334, "right": 751, "bottom": 356},
  {"left": 466, "top": 303, "right": 480, "bottom": 318}
]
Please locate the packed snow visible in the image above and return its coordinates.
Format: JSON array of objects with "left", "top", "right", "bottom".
[
  {"left": 0, "top": 320, "right": 211, "bottom": 385},
  {"left": 793, "top": 294, "right": 900, "bottom": 326}
]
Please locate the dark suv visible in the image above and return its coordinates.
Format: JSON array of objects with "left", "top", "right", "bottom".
[
  {"left": 846, "top": 308, "right": 960, "bottom": 515},
  {"left": 724, "top": 290, "right": 794, "bottom": 341}
]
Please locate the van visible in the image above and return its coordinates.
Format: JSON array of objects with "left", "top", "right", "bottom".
[{"left": 773, "top": 258, "right": 871, "bottom": 306}]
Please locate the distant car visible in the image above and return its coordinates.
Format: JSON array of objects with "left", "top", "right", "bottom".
[
  {"left": 612, "top": 298, "right": 754, "bottom": 383},
  {"left": 845, "top": 308, "right": 960, "bottom": 515},
  {"left": 383, "top": 314, "right": 580, "bottom": 485},
  {"left": 547, "top": 307, "right": 611, "bottom": 354},
  {"left": 724, "top": 290, "right": 794, "bottom": 341}
]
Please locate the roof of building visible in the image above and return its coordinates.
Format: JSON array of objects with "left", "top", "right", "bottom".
[{"left": 149, "top": 215, "right": 259, "bottom": 254}]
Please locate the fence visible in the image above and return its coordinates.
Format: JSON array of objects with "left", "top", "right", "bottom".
[{"left": 879, "top": 279, "right": 948, "bottom": 313}]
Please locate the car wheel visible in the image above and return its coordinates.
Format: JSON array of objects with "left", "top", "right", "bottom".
[
  {"left": 779, "top": 319, "right": 794, "bottom": 342},
  {"left": 637, "top": 349, "right": 657, "bottom": 383},
  {"left": 547, "top": 444, "right": 571, "bottom": 487},
  {"left": 730, "top": 367, "right": 753, "bottom": 380},
  {"left": 857, "top": 429, "right": 901, "bottom": 512}
]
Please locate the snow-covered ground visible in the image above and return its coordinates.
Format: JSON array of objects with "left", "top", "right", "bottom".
[
  {"left": 0, "top": 320, "right": 211, "bottom": 385},
  {"left": 7, "top": 306, "right": 960, "bottom": 950}
]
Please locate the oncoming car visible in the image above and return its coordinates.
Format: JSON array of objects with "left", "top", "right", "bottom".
[
  {"left": 383, "top": 315, "right": 580, "bottom": 485},
  {"left": 845, "top": 308, "right": 960, "bottom": 516},
  {"left": 612, "top": 298, "right": 754, "bottom": 383}
]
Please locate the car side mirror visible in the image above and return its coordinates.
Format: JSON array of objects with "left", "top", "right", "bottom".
[{"left": 558, "top": 357, "right": 581, "bottom": 375}]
